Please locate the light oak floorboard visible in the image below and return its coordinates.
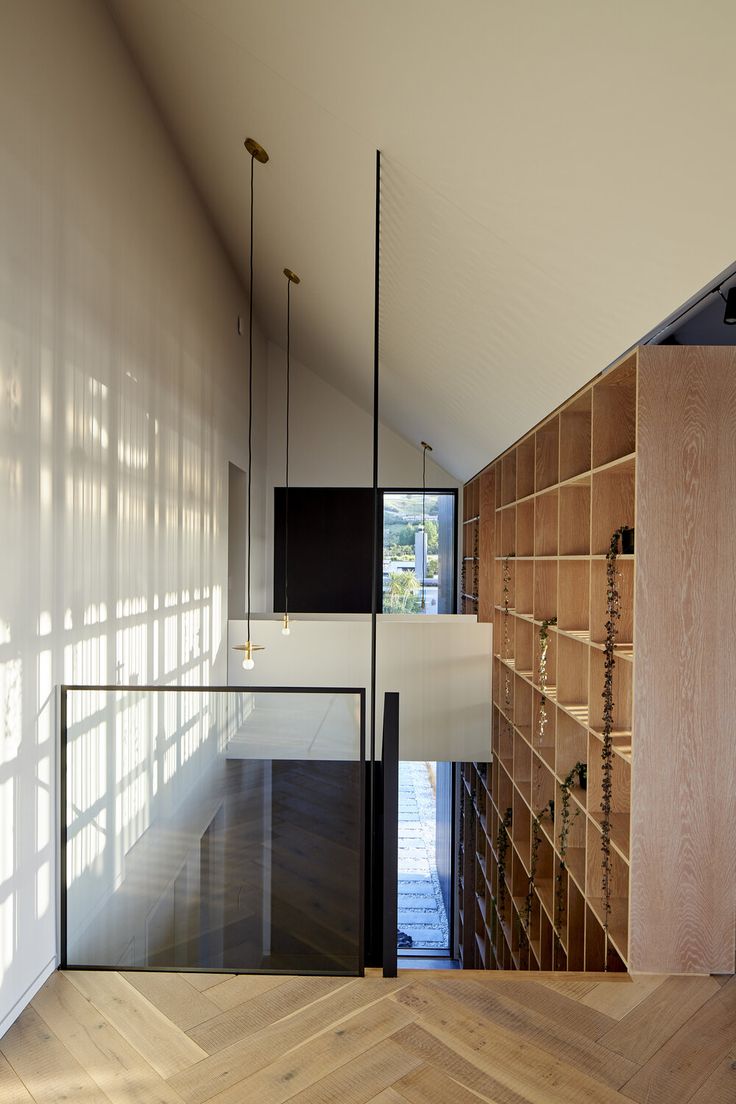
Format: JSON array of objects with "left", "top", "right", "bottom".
[
  {"left": 271, "top": 1038, "right": 421, "bottom": 1104},
  {"left": 0, "top": 1051, "right": 36, "bottom": 1104},
  {"left": 597, "top": 975, "right": 720, "bottom": 1065},
  {"left": 167, "top": 978, "right": 409, "bottom": 1104},
  {"left": 178, "top": 973, "right": 234, "bottom": 991},
  {"left": 32, "top": 973, "right": 184, "bottom": 1104},
  {"left": 580, "top": 974, "right": 666, "bottom": 1019},
  {"left": 394, "top": 1063, "right": 499, "bottom": 1104},
  {"left": 3, "top": 968, "right": 733, "bottom": 1104},
  {"left": 619, "top": 977, "right": 736, "bottom": 1104},
  {"left": 122, "top": 971, "right": 221, "bottom": 1031},
  {"left": 64, "top": 970, "right": 207, "bottom": 1079},
  {"left": 200, "top": 972, "right": 292, "bottom": 1011},
  {"left": 186, "top": 976, "right": 350, "bottom": 1053},
  {"left": 0, "top": 1005, "right": 112, "bottom": 1104},
  {"left": 202, "top": 998, "right": 414, "bottom": 1104}
]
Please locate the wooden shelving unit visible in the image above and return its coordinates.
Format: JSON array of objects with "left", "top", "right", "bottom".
[
  {"left": 460, "top": 478, "right": 480, "bottom": 614},
  {"left": 458, "top": 346, "right": 736, "bottom": 975}
]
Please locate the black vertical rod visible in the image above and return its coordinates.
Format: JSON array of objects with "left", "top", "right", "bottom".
[
  {"left": 246, "top": 151, "right": 255, "bottom": 645},
  {"left": 368, "top": 148, "right": 381, "bottom": 964},
  {"left": 382, "top": 692, "right": 399, "bottom": 978},
  {"left": 59, "top": 687, "right": 67, "bottom": 967},
  {"left": 284, "top": 277, "right": 291, "bottom": 622}
]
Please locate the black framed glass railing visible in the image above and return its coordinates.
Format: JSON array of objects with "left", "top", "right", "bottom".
[{"left": 60, "top": 685, "right": 365, "bottom": 976}]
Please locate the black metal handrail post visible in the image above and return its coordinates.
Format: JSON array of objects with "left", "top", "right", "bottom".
[{"left": 382, "top": 691, "right": 399, "bottom": 978}]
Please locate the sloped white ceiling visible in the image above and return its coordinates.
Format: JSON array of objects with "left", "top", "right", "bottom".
[{"left": 109, "top": 0, "right": 736, "bottom": 479}]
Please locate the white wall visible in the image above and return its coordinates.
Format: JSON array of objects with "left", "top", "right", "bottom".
[
  {"left": 0, "top": 0, "right": 268, "bottom": 1033},
  {"left": 264, "top": 341, "right": 460, "bottom": 608}
]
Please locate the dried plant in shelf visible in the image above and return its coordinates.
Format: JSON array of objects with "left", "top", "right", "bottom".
[
  {"left": 523, "top": 801, "right": 553, "bottom": 941},
  {"left": 555, "top": 761, "right": 586, "bottom": 936},
  {"left": 601, "top": 528, "right": 623, "bottom": 966},
  {"left": 537, "top": 617, "right": 557, "bottom": 747},
  {"left": 495, "top": 807, "right": 513, "bottom": 921}
]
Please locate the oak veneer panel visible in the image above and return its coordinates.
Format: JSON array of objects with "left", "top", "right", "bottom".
[
  {"left": 535, "top": 418, "right": 559, "bottom": 492},
  {"left": 478, "top": 467, "right": 495, "bottom": 623},
  {"left": 592, "top": 355, "right": 637, "bottom": 468},
  {"left": 630, "top": 346, "right": 736, "bottom": 973},
  {"left": 559, "top": 392, "right": 592, "bottom": 482},
  {"left": 516, "top": 436, "right": 536, "bottom": 500}
]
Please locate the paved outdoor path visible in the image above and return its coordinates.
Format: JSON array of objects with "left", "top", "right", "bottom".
[{"left": 397, "top": 760, "right": 449, "bottom": 950}]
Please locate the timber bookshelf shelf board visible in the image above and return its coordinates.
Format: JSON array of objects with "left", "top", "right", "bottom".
[{"left": 460, "top": 345, "right": 736, "bottom": 975}]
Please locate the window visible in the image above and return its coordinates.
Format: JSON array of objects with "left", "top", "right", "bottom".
[{"left": 382, "top": 490, "right": 457, "bottom": 614}]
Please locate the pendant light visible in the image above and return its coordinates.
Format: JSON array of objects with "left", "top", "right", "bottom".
[
  {"left": 420, "top": 441, "right": 432, "bottom": 610},
  {"left": 234, "top": 137, "right": 269, "bottom": 671},
  {"left": 281, "top": 267, "right": 300, "bottom": 636}
]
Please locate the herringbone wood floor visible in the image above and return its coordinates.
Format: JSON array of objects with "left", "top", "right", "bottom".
[{"left": 1, "top": 968, "right": 734, "bottom": 1102}]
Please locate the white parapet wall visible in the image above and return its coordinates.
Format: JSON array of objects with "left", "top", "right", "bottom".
[{"left": 227, "top": 614, "right": 492, "bottom": 761}]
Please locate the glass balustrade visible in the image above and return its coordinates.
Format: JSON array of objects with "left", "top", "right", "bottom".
[{"left": 61, "top": 685, "right": 365, "bottom": 975}]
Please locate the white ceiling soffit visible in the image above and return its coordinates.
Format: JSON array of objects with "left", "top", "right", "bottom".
[{"left": 109, "top": 0, "right": 736, "bottom": 481}]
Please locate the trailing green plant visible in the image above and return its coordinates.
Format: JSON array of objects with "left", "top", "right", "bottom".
[
  {"left": 472, "top": 520, "right": 480, "bottom": 600},
  {"left": 502, "top": 554, "right": 513, "bottom": 710},
  {"left": 537, "top": 617, "right": 557, "bottom": 747},
  {"left": 554, "top": 761, "right": 586, "bottom": 935},
  {"left": 495, "top": 807, "right": 513, "bottom": 921},
  {"left": 523, "top": 801, "right": 553, "bottom": 941},
  {"left": 600, "top": 527, "right": 624, "bottom": 967}
]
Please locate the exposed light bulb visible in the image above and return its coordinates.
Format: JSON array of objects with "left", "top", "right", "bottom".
[
  {"left": 281, "top": 614, "right": 291, "bottom": 636},
  {"left": 242, "top": 657, "right": 255, "bottom": 670}
]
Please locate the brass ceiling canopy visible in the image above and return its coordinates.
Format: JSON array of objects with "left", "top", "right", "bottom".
[
  {"left": 244, "top": 137, "right": 269, "bottom": 163},
  {"left": 283, "top": 268, "right": 300, "bottom": 284}
]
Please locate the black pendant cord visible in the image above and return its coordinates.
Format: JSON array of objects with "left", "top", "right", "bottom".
[
  {"left": 284, "top": 277, "right": 291, "bottom": 621},
  {"left": 421, "top": 445, "right": 427, "bottom": 607},
  {"left": 247, "top": 151, "right": 254, "bottom": 644}
]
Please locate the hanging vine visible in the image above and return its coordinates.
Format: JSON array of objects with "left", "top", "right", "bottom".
[
  {"left": 495, "top": 807, "right": 513, "bottom": 921},
  {"left": 523, "top": 801, "right": 553, "bottom": 940},
  {"left": 537, "top": 617, "right": 557, "bottom": 747},
  {"left": 502, "top": 554, "right": 513, "bottom": 710},
  {"left": 473, "top": 519, "right": 480, "bottom": 601},
  {"left": 555, "top": 761, "right": 586, "bottom": 936},
  {"left": 600, "top": 527, "right": 623, "bottom": 965}
]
